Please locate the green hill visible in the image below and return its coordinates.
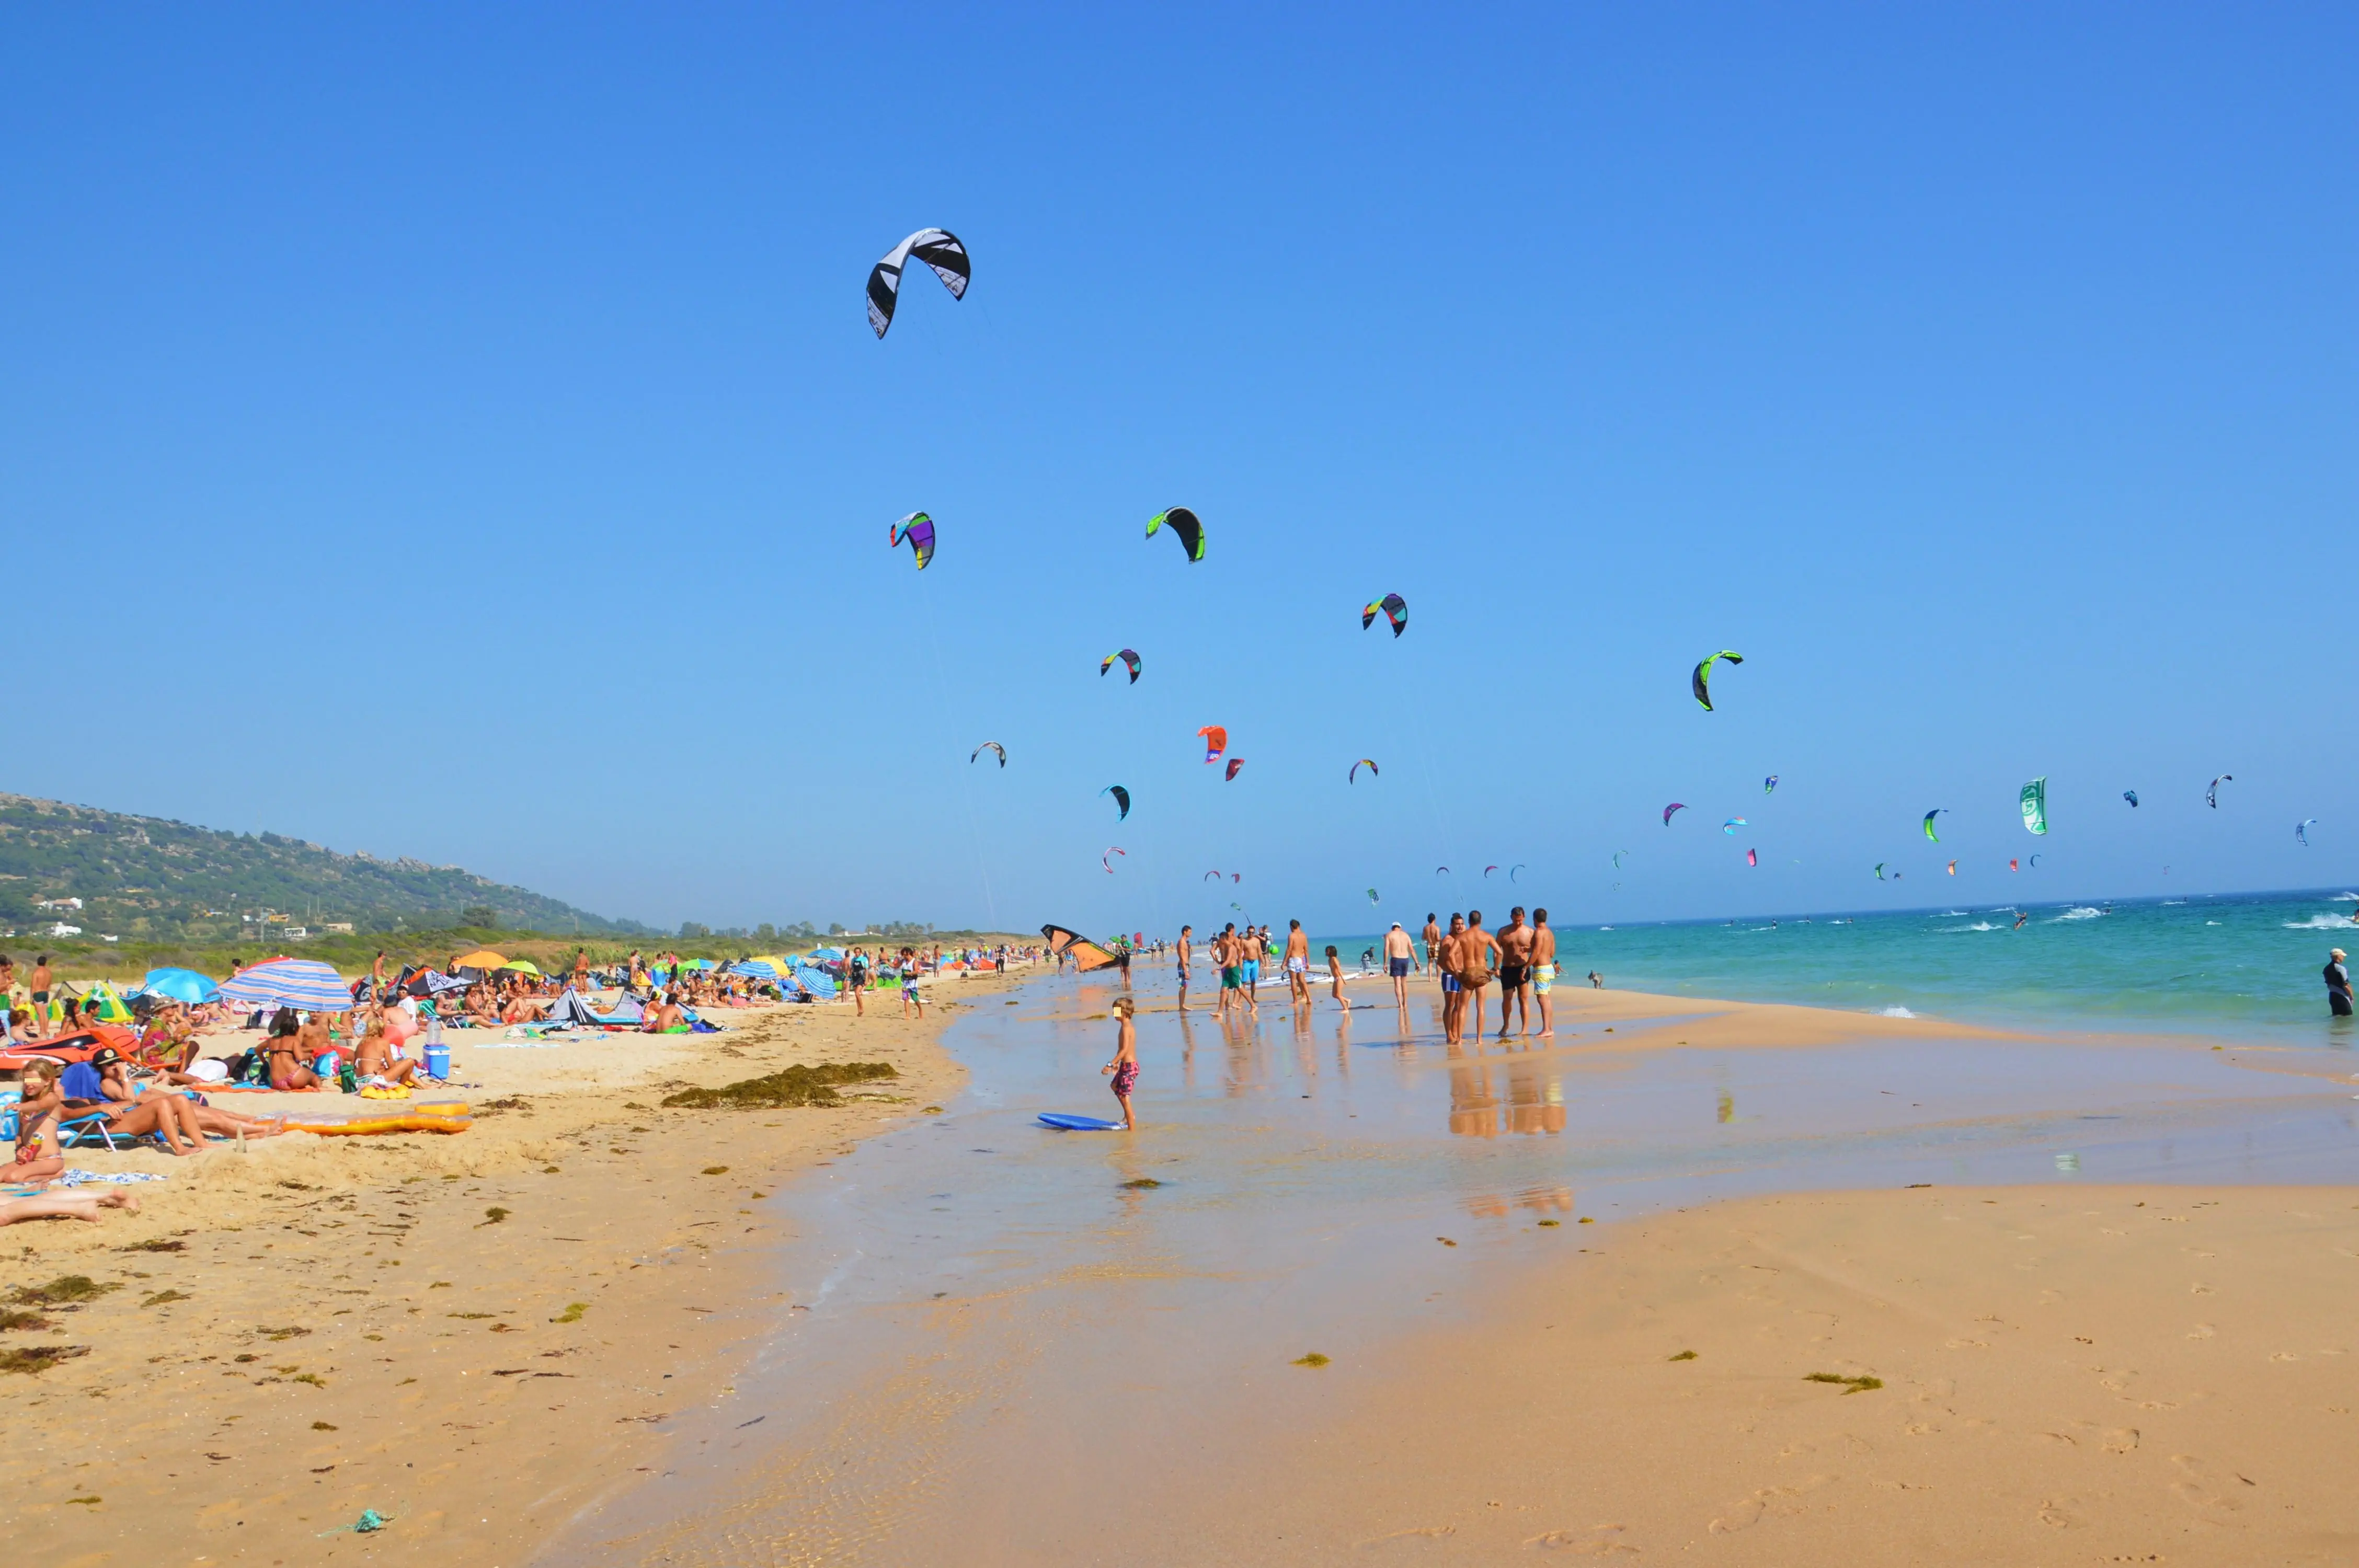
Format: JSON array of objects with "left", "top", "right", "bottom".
[{"left": 0, "top": 792, "right": 650, "bottom": 943}]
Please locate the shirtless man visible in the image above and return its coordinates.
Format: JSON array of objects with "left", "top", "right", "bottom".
[
  {"left": 1216, "top": 925, "right": 1242, "bottom": 1017},
  {"left": 1438, "top": 914, "right": 1467, "bottom": 1044},
  {"left": 1242, "top": 928, "right": 1263, "bottom": 1015},
  {"left": 1382, "top": 923, "right": 1416, "bottom": 1008},
  {"left": 1458, "top": 910, "right": 1499, "bottom": 1044},
  {"left": 1284, "top": 920, "right": 1312, "bottom": 1006},
  {"left": 1530, "top": 907, "right": 1558, "bottom": 1038},
  {"left": 28, "top": 953, "right": 52, "bottom": 1034},
  {"left": 573, "top": 948, "right": 591, "bottom": 992},
  {"left": 1421, "top": 915, "right": 1441, "bottom": 979},
  {"left": 1494, "top": 907, "right": 1535, "bottom": 1040},
  {"left": 1175, "top": 925, "right": 1193, "bottom": 1008}
]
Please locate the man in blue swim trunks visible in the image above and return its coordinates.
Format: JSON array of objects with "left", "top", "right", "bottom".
[
  {"left": 1438, "top": 913, "right": 1467, "bottom": 1044},
  {"left": 1242, "top": 927, "right": 1263, "bottom": 1013},
  {"left": 1383, "top": 923, "right": 1416, "bottom": 1008}
]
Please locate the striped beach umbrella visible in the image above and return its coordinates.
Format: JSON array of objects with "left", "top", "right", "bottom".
[{"left": 220, "top": 959, "right": 356, "bottom": 1013}]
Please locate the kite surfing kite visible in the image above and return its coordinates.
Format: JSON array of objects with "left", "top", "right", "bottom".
[
  {"left": 2298, "top": 818, "right": 2319, "bottom": 847},
  {"left": 1224, "top": 758, "right": 1244, "bottom": 781},
  {"left": 1100, "top": 649, "right": 1141, "bottom": 684},
  {"left": 1691, "top": 650, "right": 1745, "bottom": 711},
  {"left": 1510, "top": 864, "right": 1526, "bottom": 881},
  {"left": 1101, "top": 785, "right": 1130, "bottom": 821},
  {"left": 1101, "top": 847, "right": 1126, "bottom": 874},
  {"left": 1946, "top": 860, "right": 1957, "bottom": 876},
  {"left": 1483, "top": 865, "right": 1498, "bottom": 878},
  {"left": 867, "top": 228, "right": 970, "bottom": 339},
  {"left": 1204, "top": 869, "right": 1222, "bottom": 882},
  {"left": 2208, "top": 774, "right": 2234, "bottom": 809},
  {"left": 969, "top": 741, "right": 1005, "bottom": 767},
  {"left": 1436, "top": 866, "right": 1451, "bottom": 876},
  {"left": 2020, "top": 777, "right": 2049, "bottom": 835},
  {"left": 1040, "top": 923, "right": 1119, "bottom": 973},
  {"left": 1366, "top": 887, "right": 1379, "bottom": 904},
  {"left": 1764, "top": 775, "right": 1779, "bottom": 795},
  {"left": 2009, "top": 858, "right": 2019, "bottom": 872},
  {"left": 889, "top": 513, "right": 936, "bottom": 570},
  {"left": 2030, "top": 853, "right": 2042, "bottom": 867},
  {"left": 1746, "top": 848, "right": 1759, "bottom": 867},
  {"left": 1349, "top": 758, "right": 1379, "bottom": 783},
  {"left": 1612, "top": 850, "right": 1628, "bottom": 868},
  {"left": 1663, "top": 803, "right": 1688, "bottom": 825},
  {"left": 1723, "top": 818, "right": 1747, "bottom": 834},
  {"left": 1922, "top": 809, "right": 1946, "bottom": 842},
  {"left": 1361, "top": 594, "right": 1408, "bottom": 638},
  {"left": 2123, "top": 790, "right": 2139, "bottom": 808},
  {"left": 1874, "top": 863, "right": 1887, "bottom": 880},
  {"left": 1147, "top": 507, "right": 1206, "bottom": 562},
  {"left": 1196, "top": 725, "right": 1228, "bottom": 763}
]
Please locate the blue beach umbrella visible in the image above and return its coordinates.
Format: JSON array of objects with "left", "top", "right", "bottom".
[
  {"left": 729, "top": 960, "right": 781, "bottom": 979},
  {"left": 220, "top": 959, "right": 357, "bottom": 1013},
  {"left": 129, "top": 967, "right": 222, "bottom": 1005}
]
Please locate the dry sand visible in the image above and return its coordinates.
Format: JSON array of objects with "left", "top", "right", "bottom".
[
  {"left": 1149, "top": 1183, "right": 2359, "bottom": 1565},
  {"left": 0, "top": 967, "right": 1033, "bottom": 1565}
]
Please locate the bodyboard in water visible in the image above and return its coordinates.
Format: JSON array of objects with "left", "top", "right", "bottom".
[{"left": 1037, "top": 1112, "right": 1124, "bottom": 1131}]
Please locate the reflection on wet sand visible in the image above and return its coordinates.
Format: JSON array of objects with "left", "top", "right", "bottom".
[{"left": 1445, "top": 1046, "right": 1567, "bottom": 1138}]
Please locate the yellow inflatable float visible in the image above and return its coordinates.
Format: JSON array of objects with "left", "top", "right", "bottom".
[{"left": 295, "top": 1101, "right": 472, "bottom": 1137}]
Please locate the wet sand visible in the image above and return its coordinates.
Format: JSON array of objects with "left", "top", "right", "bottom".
[
  {"left": 0, "top": 970, "right": 1032, "bottom": 1564},
  {"left": 539, "top": 969, "right": 2359, "bottom": 1565}
]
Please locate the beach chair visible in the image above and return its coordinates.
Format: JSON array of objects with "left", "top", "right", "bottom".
[{"left": 53, "top": 1108, "right": 135, "bottom": 1151}]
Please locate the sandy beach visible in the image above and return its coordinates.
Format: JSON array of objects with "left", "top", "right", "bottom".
[{"left": 0, "top": 969, "right": 1031, "bottom": 1565}]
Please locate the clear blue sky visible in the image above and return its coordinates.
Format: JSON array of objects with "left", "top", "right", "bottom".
[{"left": 5, "top": 4, "right": 2353, "bottom": 936}]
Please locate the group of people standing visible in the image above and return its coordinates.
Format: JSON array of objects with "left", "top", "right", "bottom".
[
  {"left": 1170, "top": 921, "right": 1351, "bottom": 1015},
  {"left": 1416, "top": 906, "right": 1558, "bottom": 1044}
]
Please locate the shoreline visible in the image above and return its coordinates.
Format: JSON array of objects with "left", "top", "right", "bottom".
[{"left": 0, "top": 965, "right": 1038, "bottom": 1565}]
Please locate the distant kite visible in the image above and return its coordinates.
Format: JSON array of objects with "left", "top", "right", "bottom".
[
  {"left": 1873, "top": 863, "right": 1886, "bottom": 880},
  {"left": 1723, "top": 818, "right": 1747, "bottom": 835},
  {"left": 1196, "top": 725, "right": 1228, "bottom": 763},
  {"left": 1102, "top": 847, "right": 1126, "bottom": 874},
  {"left": 1366, "top": 887, "right": 1380, "bottom": 904},
  {"left": 1612, "top": 850, "right": 1628, "bottom": 869},
  {"left": 1040, "top": 923, "right": 1119, "bottom": 972},
  {"left": 2030, "top": 854, "right": 2042, "bottom": 867},
  {"left": 1922, "top": 809, "right": 1946, "bottom": 843},
  {"left": 1691, "top": 650, "right": 1745, "bottom": 711},
  {"left": 889, "top": 512, "right": 936, "bottom": 570},
  {"left": 1224, "top": 758, "right": 1244, "bottom": 781},
  {"left": 2123, "top": 790, "right": 2139, "bottom": 808},
  {"left": 867, "top": 228, "right": 970, "bottom": 339},
  {"left": 1100, "top": 649, "right": 1141, "bottom": 684},
  {"left": 2208, "top": 774, "right": 2234, "bottom": 809},
  {"left": 2020, "top": 777, "right": 2049, "bottom": 836},
  {"left": 1203, "top": 870, "right": 1223, "bottom": 882},
  {"left": 2298, "top": 818, "right": 2319, "bottom": 847},
  {"left": 2009, "top": 858, "right": 2019, "bottom": 872},
  {"left": 1233, "top": 873, "right": 1242, "bottom": 883},
  {"left": 1361, "top": 594, "right": 1408, "bottom": 638},
  {"left": 1764, "top": 775, "right": 1780, "bottom": 795},
  {"left": 1147, "top": 507, "right": 1206, "bottom": 562},
  {"left": 1663, "top": 803, "right": 1688, "bottom": 826},
  {"left": 1945, "top": 860, "right": 1957, "bottom": 876},
  {"left": 1483, "top": 865, "right": 1499, "bottom": 878},
  {"left": 1436, "top": 866, "right": 1451, "bottom": 876},
  {"left": 1510, "top": 864, "right": 1526, "bottom": 882},
  {"left": 969, "top": 741, "right": 1006, "bottom": 767},
  {"left": 1349, "top": 758, "right": 1379, "bottom": 783},
  {"left": 1746, "top": 848, "right": 1758, "bottom": 867},
  {"left": 1101, "top": 785, "right": 1130, "bottom": 821}
]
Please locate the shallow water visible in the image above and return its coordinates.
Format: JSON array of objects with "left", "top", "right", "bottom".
[{"left": 543, "top": 966, "right": 2359, "bottom": 1566}]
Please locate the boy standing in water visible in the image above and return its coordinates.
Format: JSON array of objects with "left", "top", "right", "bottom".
[{"left": 1102, "top": 996, "right": 1139, "bottom": 1129}]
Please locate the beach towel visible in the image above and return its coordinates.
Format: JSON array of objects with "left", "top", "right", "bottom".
[{"left": 59, "top": 1169, "right": 169, "bottom": 1187}]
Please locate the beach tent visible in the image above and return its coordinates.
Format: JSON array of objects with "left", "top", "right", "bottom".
[
  {"left": 675, "top": 958, "right": 716, "bottom": 971},
  {"left": 395, "top": 966, "right": 469, "bottom": 998},
  {"left": 451, "top": 949, "right": 507, "bottom": 970},
  {"left": 221, "top": 959, "right": 357, "bottom": 1013},
  {"left": 128, "top": 967, "right": 221, "bottom": 1005},
  {"left": 790, "top": 963, "right": 838, "bottom": 999},
  {"left": 81, "top": 983, "right": 134, "bottom": 1023},
  {"left": 539, "top": 988, "right": 613, "bottom": 1028},
  {"left": 599, "top": 994, "right": 646, "bottom": 1025}
]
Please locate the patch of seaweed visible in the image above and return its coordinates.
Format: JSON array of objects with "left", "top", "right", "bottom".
[
  {"left": 9, "top": 1275, "right": 118, "bottom": 1307},
  {"left": 1119, "top": 1178, "right": 1163, "bottom": 1190},
  {"left": 551, "top": 1302, "right": 588, "bottom": 1324},
  {"left": 119, "top": 1239, "right": 186, "bottom": 1253},
  {"left": 662, "top": 1062, "right": 899, "bottom": 1110},
  {"left": 1668, "top": 1350, "right": 1698, "bottom": 1362},
  {"left": 140, "top": 1290, "right": 192, "bottom": 1309},
  {"left": 1804, "top": 1372, "right": 1883, "bottom": 1394},
  {"left": 1, "top": 1309, "right": 53, "bottom": 1332},
  {"left": 1292, "top": 1352, "right": 1331, "bottom": 1367},
  {"left": 1, "top": 1345, "right": 90, "bottom": 1375}
]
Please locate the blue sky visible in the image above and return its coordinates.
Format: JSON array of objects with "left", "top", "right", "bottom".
[{"left": 4, "top": 4, "right": 2354, "bottom": 936}]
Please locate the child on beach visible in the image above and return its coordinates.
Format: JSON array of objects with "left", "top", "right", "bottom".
[
  {"left": 1326, "top": 946, "right": 1347, "bottom": 1008},
  {"left": 1101, "top": 996, "right": 1138, "bottom": 1129}
]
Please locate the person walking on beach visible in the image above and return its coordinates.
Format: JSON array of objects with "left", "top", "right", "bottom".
[
  {"left": 1530, "top": 908, "right": 1557, "bottom": 1039},
  {"left": 1495, "top": 907, "right": 1535, "bottom": 1041},
  {"left": 1102, "top": 996, "right": 1139, "bottom": 1129},
  {"left": 2328, "top": 949, "right": 2354, "bottom": 1017},
  {"left": 848, "top": 948, "right": 869, "bottom": 1017},
  {"left": 1285, "top": 919, "right": 1312, "bottom": 1007},
  {"left": 1325, "top": 946, "right": 1348, "bottom": 1008},
  {"left": 1383, "top": 923, "right": 1415, "bottom": 1008},
  {"left": 900, "top": 948, "right": 925, "bottom": 1019},
  {"left": 1242, "top": 927, "right": 1263, "bottom": 1014},
  {"left": 1459, "top": 910, "right": 1498, "bottom": 1043},
  {"left": 1421, "top": 914, "right": 1441, "bottom": 977}
]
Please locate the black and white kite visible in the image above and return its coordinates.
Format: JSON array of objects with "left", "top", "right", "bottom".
[{"left": 867, "top": 228, "right": 970, "bottom": 339}]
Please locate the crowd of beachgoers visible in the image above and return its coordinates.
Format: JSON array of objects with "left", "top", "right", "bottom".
[{"left": 1, "top": 939, "right": 1039, "bottom": 1229}]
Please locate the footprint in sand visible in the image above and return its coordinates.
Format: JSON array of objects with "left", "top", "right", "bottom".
[
  {"left": 2038, "top": 1496, "right": 2083, "bottom": 1529},
  {"left": 2169, "top": 1455, "right": 2250, "bottom": 1515},
  {"left": 1708, "top": 1476, "right": 1834, "bottom": 1534},
  {"left": 1528, "top": 1526, "right": 1638, "bottom": 1554}
]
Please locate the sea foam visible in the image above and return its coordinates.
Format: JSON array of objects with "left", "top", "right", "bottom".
[
  {"left": 2283, "top": 914, "right": 2358, "bottom": 931},
  {"left": 1876, "top": 1005, "right": 1917, "bottom": 1018},
  {"left": 2055, "top": 907, "right": 2107, "bottom": 921}
]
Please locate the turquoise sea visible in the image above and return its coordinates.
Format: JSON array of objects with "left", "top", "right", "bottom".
[{"left": 1314, "top": 886, "right": 2359, "bottom": 1044}]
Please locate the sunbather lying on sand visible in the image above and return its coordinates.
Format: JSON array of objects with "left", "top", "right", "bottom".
[{"left": 0, "top": 1188, "right": 141, "bottom": 1226}]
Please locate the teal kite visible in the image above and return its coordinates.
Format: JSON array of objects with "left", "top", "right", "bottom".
[
  {"left": 2021, "top": 777, "right": 2048, "bottom": 836},
  {"left": 1101, "top": 785, "right": 1130, "bottom": 821},
  {"left": 1922, "top": 809, "right": 1945, "bottom": 842},
  {"left": 1361, "top": 593, "right": 1407, "bottom": 637}
]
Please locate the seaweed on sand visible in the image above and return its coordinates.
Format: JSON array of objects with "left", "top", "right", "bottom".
[
  {"left": 8, "top": 1276, "right": 118, "bottom": 1307},
  {"left": 1, "top": 1345, "right": 90, "bottom": 1375},
  {"left": 1804, "top": 1372, "right": 1883, "bottom": 1394},
  {"left": 661, "top": 1062, "right": 899, "bottom": 1110}
]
